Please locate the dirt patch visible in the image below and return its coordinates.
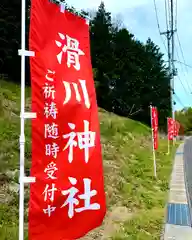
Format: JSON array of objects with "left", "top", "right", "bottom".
[
  {"left": 80, "top": 206, "right": 133, "bottom": 240},
  {"left": 101, "top": 206, "right": 133, "bottom": 239}
]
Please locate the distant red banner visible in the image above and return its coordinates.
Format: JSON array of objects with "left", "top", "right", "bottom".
[
  {"left": 174, "top": 120, "right": 180, "bottom": 137},
  {"left": 151, "top": 106, "right": 158, "bottom": 150},
  {"left": 29, "top": 1, "right": 106, "bottom": 239},
  {"left": 168, "top": 118, "right": 174, "bottom": 140}
]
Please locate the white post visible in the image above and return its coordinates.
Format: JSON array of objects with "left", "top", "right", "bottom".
[
  {"left": 167, "top": 137, "right": 170, "bottom": 155},
  {"left": 60, "top": 1, "right": 65, "bottom": 13},
  {"left": 150, "top": 105, "right": 157, "bottom": 178},
  {"left": 19, "top": 0, "right": 26, "bottom": 239}
]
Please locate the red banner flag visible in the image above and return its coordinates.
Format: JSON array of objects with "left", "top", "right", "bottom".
[
  {"left": 29, "top": 1, "right": 106, "bottom": 239},
  {"left": 151, "top": 106, "right": 158, "bottom": 150},
  {"left": 168, "top": 118, "right": 174, "bottom": 140},
  {"left": 174, "top": 120, "right": 180, "bottom": 137}
]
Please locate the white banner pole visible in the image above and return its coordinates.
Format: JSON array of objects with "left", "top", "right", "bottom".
[
  {"left": 19, "top": 0, "right": 26, "bottom": 239},
  {"left": 150, "top": 105, "right": 157, "bottom": 178},
  {"left": 167, "top": 137, "right": 170, "bottom": 155}
]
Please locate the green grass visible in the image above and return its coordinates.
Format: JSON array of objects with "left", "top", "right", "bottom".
[{"left": 0, "top": 79, "right": 179, "bottom": 239}]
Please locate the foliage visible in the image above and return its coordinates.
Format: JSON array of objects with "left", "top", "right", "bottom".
[
  {"left": 0, "top": 1, "right": 171, "bottom": 127},
  {"left": 0, "top": 0, "right": 31, "bottom": 83},
  {"left": 175, "top": 107, "right": 192, "bottom": 135},
  {"left": 0, "top": 79, "right": 178, "bottom": 239},
  {"left": 90, "top": 2, "right": 171, "bottom": 127}
]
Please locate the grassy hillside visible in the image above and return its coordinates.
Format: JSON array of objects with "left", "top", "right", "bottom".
[{"left": 0, "top": 80, "right": 178, "bottom": 240}]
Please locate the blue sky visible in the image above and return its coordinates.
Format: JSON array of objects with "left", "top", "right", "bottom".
[{"left": 69, "top": 0, "right": 192, "bottom": 110}]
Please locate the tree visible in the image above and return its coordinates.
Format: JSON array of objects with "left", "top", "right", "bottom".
[
  {"left": 0, "top": 1, "right": 172, "bottom": 128},
  {"left": 89, "top": 3, "right": 171, "bottom": 127},
  {"left": 138, "top": 38, "right": 171, "bottom": 126},
  {"left": 109, "top": 28, "right": 141, "bottom": 116},
  {"left": 176, "top": 108, "right": 192, "bottom": 135},
  {"left": 0, "top": 0, "right": 30, "bottom": 82},
  {"left": 90, "top": 2, "right": 114, "bottom": 108}
]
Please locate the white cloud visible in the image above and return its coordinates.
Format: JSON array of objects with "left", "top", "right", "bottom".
[{"left": 68, "top": 0, "right": 150, "bottom": 12}]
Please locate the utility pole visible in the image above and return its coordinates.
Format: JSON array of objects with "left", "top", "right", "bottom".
[
  {"left": 161, "top": 0, "right": 177, "bottom": 121},
  {"left": 171, "top": 0, "right": 176, "bottom": 122}
]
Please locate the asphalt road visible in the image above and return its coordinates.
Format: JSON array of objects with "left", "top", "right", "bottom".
[{"left": 184, "top": 137, "right": 192, "bottom": 224}]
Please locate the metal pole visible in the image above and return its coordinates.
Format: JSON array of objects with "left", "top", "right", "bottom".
[
  {"left": 167, "top": 30, "right": 173, "bottom": 121},
  {"left": 170, "top": 0, "right": 175, "bottom": 122},
  {"left": 170, "top": 0, "right": 177, "bottom": 144},
  {"left": 150, "top": 105, "right": 157, "bottom": 178},
  {"left": 161, "top": 1, "right": 176, "bottom": 123},
  {"left": 19, "top": 0, "right": 26, "bottom": 239}
]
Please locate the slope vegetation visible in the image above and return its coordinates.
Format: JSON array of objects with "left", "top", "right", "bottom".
[{"left": 0, "top": 80, "right": 177, "bottom": 240}]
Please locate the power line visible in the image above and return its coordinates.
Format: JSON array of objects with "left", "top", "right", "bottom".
[
  {"left": 176, "top": 74, "right": 191, "bottom": 96},
  {"left": 174, "top": 93, "right": 185, "bottom": 108},
  {"left": 175, "top": 60, "right": 192, "bottom": 69},
  {"left": 153, "top": 0, "right": 168, "bottom": 52},
  {"left": 171, "top": 73, "right": 191, "bottom": 99},
  {"left": 153, "top": 0, "right": 190, "bottom": 112},
  {"left": 153, "top": 0, "right": 161, "bottom": 30},
  {"left": 175, "top": 0, "right": 177, "bottom": 29},
  {"left": 176, "top": 32, "right": 189, "bottom": 73},
  {"left": 165, "top": 0, "right": 171, "bottom": 28},
  {"left": 174, "top": 16, "right": 192, "bottom": 92},
  {"left": 158, "top": 0, "right": 175, "bottom": 119},
  {"left": 175, "top": 46, "right": 192, "bottom": 92},
  {"left": 171, "top": 86, "right": 185, "bottom": 108},
  {"left": 164, "top": 0, "right": 169, "bottom": 31}
]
